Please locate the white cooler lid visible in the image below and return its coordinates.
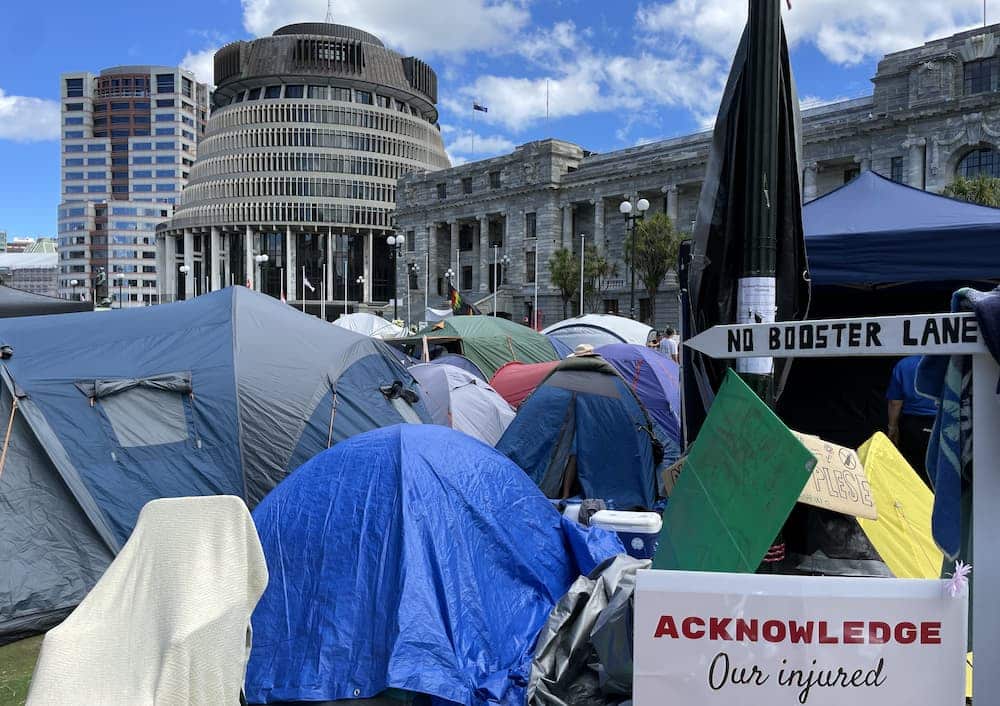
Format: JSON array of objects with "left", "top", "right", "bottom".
[{"left": 590, "top": 510, "right": 662, "bottom": 533}]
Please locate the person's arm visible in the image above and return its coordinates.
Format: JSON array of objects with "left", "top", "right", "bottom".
[{"left": 887, "top": 399, "right": 903, "bottom": 445}]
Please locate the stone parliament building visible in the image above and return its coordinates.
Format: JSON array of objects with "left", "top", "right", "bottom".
[{"left": 394, "top": 24, "right": 1000, "bottom": 330}]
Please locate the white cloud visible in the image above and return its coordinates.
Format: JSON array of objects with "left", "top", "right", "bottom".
[
  {"left": 443, "top": 44, "right": 726, "bottom": 132},
  {"left": 445, "top": 128, "right": 515, "bottom": 157},
  {"left": 180, "top": 47, "right": 218, "bottom": 87},
  {"left": 0, "top": 89, "right": 60, "bottom": 143},
  {"left": 443, "top": 66, "right": 603, "bottom": 131},
  {"left": 240, "top": 0, "right": 530, "bottom": 55},
  {"left": 638, "top": 0, "right": 983, "bottom": 66}
]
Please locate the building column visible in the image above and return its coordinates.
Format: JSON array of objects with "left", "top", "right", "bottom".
[
  {"left": 802, "top": 162, "right": 818, "bottom": 203},
  {"left": 244, "top": 226, "right": 254, "bottom": 289},
  {"left": 163, "top": 234, "right": 177, "bottom": 303},
  {"left": 561, "top": 204, "right": 573, "bottom": 249},
  {"left": 209, "top": 227, "right": 221, "bottom": 292},
  {"left": 325, "top": 227, "right": 335, "bottom": 303},
  {"left": 905, "top": 137, "right": 926, "bottom": 190},
  {"left": 665, "top": 186, "right": 679, "bottom": 222},
  {"left": 593, "top": 198, "right": 605, "bottom": 254},
  {"left": 426, "top": 221, "right": 437, "bottom": 291},
  {"left": 183, "top": 229, "right": 194, "bottom": 301},
  {"left": 285, "top": 226, "right": 296, "bottom": 301},
  {"left": 449, "top": 221, "right": 460, "bottom": 276},
  {"left": 478, "top": 215, "right": 489, "bottom": 293}
]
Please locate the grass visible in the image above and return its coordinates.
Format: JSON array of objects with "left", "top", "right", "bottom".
[{"left": 0, "top": 636, "right": 42, "bottom": 706}]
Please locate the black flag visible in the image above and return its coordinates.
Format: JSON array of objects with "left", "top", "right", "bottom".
[{"left": 685, "top": 21, "right": 810, "bottom": 434}]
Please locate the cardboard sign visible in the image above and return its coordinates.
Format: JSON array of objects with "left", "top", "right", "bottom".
[
  {"left": 634, "top": 570, "right": 968, "bottom": 706},
  {"left": 653, "top": 370, "right": 816, "bottom": 573},
  {"left": 685, "top": 312, "right": 987, "bottom": 359},
  {"left": 792, "top": 432, "right": 877, "bottom": 520}
]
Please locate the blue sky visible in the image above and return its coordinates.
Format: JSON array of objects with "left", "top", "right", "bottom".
[{"left": 0, "top": 0, "right": 988, "bottom": 237}]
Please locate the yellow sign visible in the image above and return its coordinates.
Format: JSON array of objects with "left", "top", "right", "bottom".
[
  {"left": 793, "top": 432, "right": 877, "bottom": 520},
  {"left": 856, "top": 432, "right": 942, "bottom": 580}
]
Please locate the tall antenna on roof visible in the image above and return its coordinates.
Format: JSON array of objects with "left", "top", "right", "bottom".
[{"left": 325, "top": 0, "right": 334, "bottom": 24}]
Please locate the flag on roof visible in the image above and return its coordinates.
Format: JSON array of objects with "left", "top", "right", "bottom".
[{"left": 302, "top": 275, "right": 315, "bottom": 293}]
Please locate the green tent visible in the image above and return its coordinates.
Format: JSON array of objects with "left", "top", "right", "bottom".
[{"left": 403, "top": 317, "right": 558, "bottom": 379}]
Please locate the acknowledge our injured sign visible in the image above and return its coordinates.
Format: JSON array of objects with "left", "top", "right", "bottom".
[{"left": 634, "top": 571, "right": 968, "bottom": 705}]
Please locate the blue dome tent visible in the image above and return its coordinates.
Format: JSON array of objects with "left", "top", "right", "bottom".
[
  {"left": 596, "top": 344, "right": 681, "bottom": 446},
  {"left": 0, "top": 287, "right": 428, "bottom": 642},
  {"left": 245, "top": 424, "right": 622, "bottom": 705},
  {"left": 496, "top": 356, "right": 660, "bottom": 510}
]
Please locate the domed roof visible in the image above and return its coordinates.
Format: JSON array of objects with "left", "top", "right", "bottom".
[{"left": 272, "top": 22, "right": 385, "bottom": 48}]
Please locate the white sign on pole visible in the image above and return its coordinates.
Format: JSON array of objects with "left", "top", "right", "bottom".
[
  {"left": 634, "top": 570, "right": 967, "bottom": 706},
  {"left": 685, "top": 312, "right": 987, "bottom": 359}
]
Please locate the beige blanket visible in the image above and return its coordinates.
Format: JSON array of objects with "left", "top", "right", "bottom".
[{"left": 27, "top": 495, "right": 267, "bottom": 705}]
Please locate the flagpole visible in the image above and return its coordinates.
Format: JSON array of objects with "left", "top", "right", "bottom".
[
  {"left": 546, "top": 79, "right": 550, "bottom": 123},
  {"left": 344, "top": 233, "right": 348, "bottom": 316},
  {"left": 472, "top": 100, "right": 476, "bottom": 157},
  {"left": 579, "top": 233, "right": 585, "bottom": 316},
  {"left": 424, "top": 252, "right": 429, "bottom": 327}
]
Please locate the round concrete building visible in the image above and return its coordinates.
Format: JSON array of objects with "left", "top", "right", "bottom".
[{"left": 157, "top": 22, "right": 450, "bottom": 310}]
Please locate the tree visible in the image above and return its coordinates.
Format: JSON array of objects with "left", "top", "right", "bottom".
[
  {"left": 548, "top": 248, "right": 578, "bottom": 319},
  {"left": 943, "top": 175, "right": 1000, "bottom": 207},
  {"left": 583, "top": 247, "right": 618, "bottom": 313},
  {"left": 624, "top": 212, "right": 684, "bottom": 326}
]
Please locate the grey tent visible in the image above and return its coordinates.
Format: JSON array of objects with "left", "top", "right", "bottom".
[
  {"left": 409, "top": 363, "right": 515, "bottom": 446},
  {"left": 0, "top": 284, "right": 92, "bottom": 317},
  {"left": 0, "top": 287, "right": 428, "bottom": 642}
]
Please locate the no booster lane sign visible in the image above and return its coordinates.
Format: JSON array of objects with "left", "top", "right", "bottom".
[{"left": 685, "top": 312, "right": 987, "bottom": 359}]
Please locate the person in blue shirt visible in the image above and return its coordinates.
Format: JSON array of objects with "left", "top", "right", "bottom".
[{"left": 886, "top": 356, "right": 937, "bottom": 487}]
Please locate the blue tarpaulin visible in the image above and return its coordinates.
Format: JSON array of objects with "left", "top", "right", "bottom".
[
  {"left": 803, "top": 171, "right": 1000, "bottom": 285},
  {"left": 245, "top": 424, "right": 623, "bottom": 706}
]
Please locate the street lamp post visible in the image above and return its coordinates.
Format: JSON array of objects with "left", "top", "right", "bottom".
[
  {"left": 178, "top": 264, "right": 190, "bottom": 303},
  {"left": 252, "top": 254, "right": 268, "bottom": 295},
  {"left": 619, "top": 197, "right": 650, "bottom": 320},
  {"left": 355, "top": 274, "right": 365, "bottom": 305},
  {"left": 69, "top": 278, "right": 80, "bottom": 302},
  {"left": 386, "top": 233, "right": 405, "bottom": 320},
  {"left": 408, "top": 262, "right": 420, "bottom": 330}
]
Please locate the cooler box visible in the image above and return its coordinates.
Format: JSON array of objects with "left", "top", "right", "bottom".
[{"left": 590, "top": 510, "right": 662, "bottom": 559}]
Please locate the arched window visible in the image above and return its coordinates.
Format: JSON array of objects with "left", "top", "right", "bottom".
[{"left": 958, "top": 147, "right": 1000, "bottom": 178}]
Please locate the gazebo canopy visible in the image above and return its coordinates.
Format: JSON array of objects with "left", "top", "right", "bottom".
[{"left": 804, "top": 171, "right": 1000, "bottom": 285}]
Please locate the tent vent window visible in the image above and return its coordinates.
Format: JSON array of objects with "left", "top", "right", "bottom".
[{"left": 78, "top": 374, "right": 192, "bottom": 448}]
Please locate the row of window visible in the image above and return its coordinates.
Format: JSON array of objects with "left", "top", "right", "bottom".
[
  {"left": 189, "top": 152, "right": 414, "bottom": 183},
  {"left": 179, "top": 177, "right": 397, "bottom": 205},
  {"left": 218, "top": 84, "right": 424, "bottom": 118},
  {"left": 167, "top": 201, "right": 393, "bottom": 230},
  {"left": 438, "top": 171, "right": 503, "bottom": 199},
  {"left": 199, "top": 127, "right": 445, "bottom": 165},
  {"left": 208, "top": 103, "right": 435, "bottom": 142}
]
